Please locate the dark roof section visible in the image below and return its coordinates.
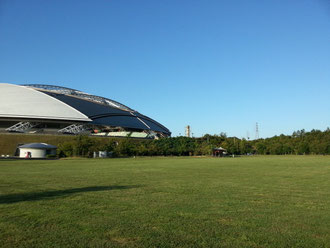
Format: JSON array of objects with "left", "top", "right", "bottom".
[
  {"left": 40, "top": 91, "right": 171, "bottom": 135},
  {"left": 23, "top": 84, "right": 133, "bottom": 112},
  {"left": 18, "top": 143, "right": 57, "bottom": 149}
]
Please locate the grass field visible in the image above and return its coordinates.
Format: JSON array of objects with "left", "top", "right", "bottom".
[{"left": 0, "top": 156, "right": 329, "bottom": 248}]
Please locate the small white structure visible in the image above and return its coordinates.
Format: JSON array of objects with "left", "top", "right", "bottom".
[
  {"left": 93, "top": 151, "right": 113, "bottom": 158},
  {"left": 18, "top": 143, "right": 57, "bottom": 158}
]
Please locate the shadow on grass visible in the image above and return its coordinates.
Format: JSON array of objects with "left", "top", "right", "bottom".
[{"left": 0, "top": 185, "right": 141, "bottom": 204}]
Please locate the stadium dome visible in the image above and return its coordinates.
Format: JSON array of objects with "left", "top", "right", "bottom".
[{"left": 0, "top": 83, "right": 170, "bottom": 138}]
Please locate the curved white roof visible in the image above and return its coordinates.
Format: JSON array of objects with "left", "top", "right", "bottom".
[{"left": 0, "top": 83, "right": 91, "bottom": 122}]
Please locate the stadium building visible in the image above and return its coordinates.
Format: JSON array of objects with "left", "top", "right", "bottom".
[{"left": 0, "top": 83, "right": 171, "bottom": 138}]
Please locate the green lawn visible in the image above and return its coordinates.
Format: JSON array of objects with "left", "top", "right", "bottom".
[{"left": 0, "top": 156, "right": 329, "bottom": 248}]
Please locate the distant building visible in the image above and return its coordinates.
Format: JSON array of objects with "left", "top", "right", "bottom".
[
  {"left": 185, "top": 125, "right": 191, "bottom": 137},
  {"left": 212, "top": 147, "right": 227, "bottom": 157},
  {"left": 0, "top": 83, "right": 170, "bottom": 138},
  {"left": 18, "top": 143, "right": 57, "bottom": 158}
]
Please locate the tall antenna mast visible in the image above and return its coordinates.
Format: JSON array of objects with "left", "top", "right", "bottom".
[{"left": 255, "top": 122, "right": 259, "bottom": 140}]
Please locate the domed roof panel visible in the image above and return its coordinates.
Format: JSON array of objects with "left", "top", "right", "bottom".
[
  {"left": 41, "top": 90, "right": 171, "bottom": 134},
  {"left": 0, "top": 83, "right": 91, "bottom": 122}
]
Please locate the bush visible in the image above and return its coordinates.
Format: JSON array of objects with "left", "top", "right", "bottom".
[
  {"left": 46, "top": 154, "right": 57, "bottom": 159},
  {"left": 57, "top": 141, "right": 74, "bottom": 157},
  {"left": 54, "top": 128, "right": 330, "bottom": 158}
]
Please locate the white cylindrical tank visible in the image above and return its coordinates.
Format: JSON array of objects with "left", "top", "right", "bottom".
[
  {"left": 17, "top": 143, "right": 57, "bottom": 158},
  {"left": 19, "top": 148, "right": 46, "bottom": 158}
]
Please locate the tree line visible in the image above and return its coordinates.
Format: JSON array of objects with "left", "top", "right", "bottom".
[{"left": 57, "top": 128, "right": 330, "bottom": 157}]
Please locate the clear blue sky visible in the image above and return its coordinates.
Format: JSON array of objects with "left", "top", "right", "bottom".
[{"left": 1, "top": 0, "right": 329, "bottom": 138}]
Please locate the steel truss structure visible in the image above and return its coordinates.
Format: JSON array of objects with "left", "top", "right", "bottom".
[
  {"left": 58, "top": 124, "right": 88, "bottom": 135},
  {"left": 6, "top": 122, "right": 39, "bottom": 133}
]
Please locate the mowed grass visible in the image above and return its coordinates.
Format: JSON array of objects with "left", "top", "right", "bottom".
[{"left": 0, "top": 156, "right": 329, "bottom": 248}]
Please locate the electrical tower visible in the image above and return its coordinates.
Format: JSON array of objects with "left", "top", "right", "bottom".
[
  {"left": 255, "top": 122, "right": 259, "bottom": 140},
  {"left": 185, "top": 125, "right": 191, "bottom": 137}
]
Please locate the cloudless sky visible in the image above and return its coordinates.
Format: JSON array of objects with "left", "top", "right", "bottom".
[{"left": 0, "top": 0, "right": 329, "bottom": 138}]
